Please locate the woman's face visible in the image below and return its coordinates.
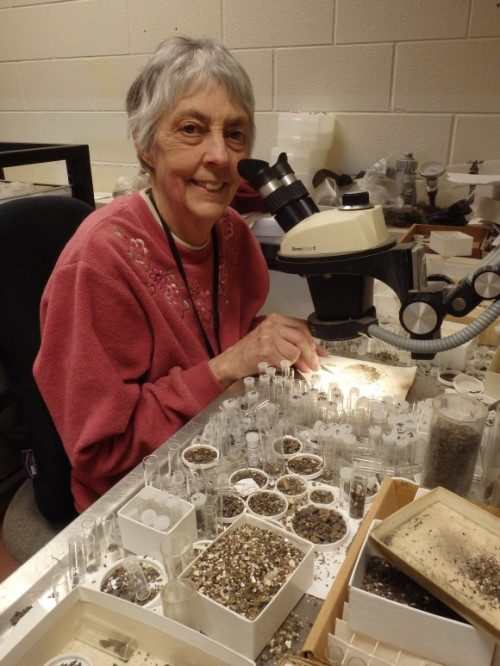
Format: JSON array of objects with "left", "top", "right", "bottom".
[{"left": 141, "top": 83, "right": 251, "bottom": 245}]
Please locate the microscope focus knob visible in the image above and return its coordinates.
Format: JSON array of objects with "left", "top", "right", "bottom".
[
  {"left": 400, "top": 299, "right": 439, "bottom": 336},
  {"left": 473, "top": 268, "right": 500, "bottom": 299}
]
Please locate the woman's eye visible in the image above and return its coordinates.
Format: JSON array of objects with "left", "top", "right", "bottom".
[
  {"left": 227, "top": 130, "right": 246, "bottom": 143},
  {"left": 181, "top": 124, "right": 200, "bottom": 136}
]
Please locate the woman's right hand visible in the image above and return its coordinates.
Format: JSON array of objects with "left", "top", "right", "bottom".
[{"left": 208, "top": 312, "right": 325, "bottom": 388}]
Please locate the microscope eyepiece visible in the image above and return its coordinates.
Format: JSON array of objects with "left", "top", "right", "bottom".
[{"left": 238, "top": 154, "right": 320, "bottom": 231}]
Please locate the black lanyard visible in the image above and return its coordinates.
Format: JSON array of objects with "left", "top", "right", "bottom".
[{"left": 149, "top": 192, "right": 221, "bottom": 359}]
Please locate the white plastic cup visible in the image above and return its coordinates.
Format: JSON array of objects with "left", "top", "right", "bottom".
[
  {"left": 160, "top": 533, "right": 194, "bottom": 581},
  {"left": 161, "top": 578, "right": 199, "bottom": 630}
]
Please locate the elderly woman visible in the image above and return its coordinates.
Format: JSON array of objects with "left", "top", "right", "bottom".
[{"left": 34, "top": 36, "right": 322, "bottom": 513}]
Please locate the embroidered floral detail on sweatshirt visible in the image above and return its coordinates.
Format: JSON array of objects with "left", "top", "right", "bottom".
[{"left": 115, "top": 216, "right": 239, "bottom": 319}]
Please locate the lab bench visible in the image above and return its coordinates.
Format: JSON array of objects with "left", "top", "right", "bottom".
[{"left": 0, "top": 367, "right": 462, "bottom": 665}]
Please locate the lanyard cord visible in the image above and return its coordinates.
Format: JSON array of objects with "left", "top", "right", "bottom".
[{"left": 149, "top": 193, "right": 221, "bottom": 359}]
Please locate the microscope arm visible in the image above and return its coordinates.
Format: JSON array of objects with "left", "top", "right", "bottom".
[
  {"left": 380, "top": 243, "right": 500, "bottom": 358},
  {"left": 443, "top": 243, "right": 500, "bottom": 317}
]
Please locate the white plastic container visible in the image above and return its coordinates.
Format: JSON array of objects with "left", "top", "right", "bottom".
[
  {"left": 277, "top": 111, "right": 335, "bottom": 149},
  {"left": 118, "top": 487, "right": 197, "bottom": 562},
  {"left": 0, "top": 586, "right": 254, "bottom": 666},
  {"left": 429, "top": 230, "right": 473, "bottom": 258},
  {"left": 347, "top": 521, "right": 495, "bottom": 666},
  {"left": 181, "top": 513, "right": 315, "bottom": 659},
  {"left": 270, "top": 146, "right": 329, "bottom": 173}
]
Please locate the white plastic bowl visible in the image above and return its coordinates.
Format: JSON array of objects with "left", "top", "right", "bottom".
[
  {"left": 291, "top": 504, "right": 350, "bottom": 552},
  {"left": 44, "top": 655, "right": 93, "bottom": 666},
  {"left": 182, "top": 444, "right": 219, "bottom": 469},
  {"left": 286, "top": 453, "right": 323, "bottom": 479},
  {"left": 247, "top": 490, "right": 289, "bottom": 521},
  {"left": 275, "top": 474, "right": 309, "bottom": 502}
]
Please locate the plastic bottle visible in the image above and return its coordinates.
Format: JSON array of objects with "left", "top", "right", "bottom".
[{"left": 246, "top": 430, "right": 262, "bottom": 468}]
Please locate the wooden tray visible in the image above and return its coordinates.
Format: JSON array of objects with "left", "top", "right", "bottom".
[{"left": 369, "top": 486, "right": 500, "bottom": 642}]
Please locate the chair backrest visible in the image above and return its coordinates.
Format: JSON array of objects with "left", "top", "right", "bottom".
[{"left": 0, "top": 194, "right": 94, "bottom": 523}]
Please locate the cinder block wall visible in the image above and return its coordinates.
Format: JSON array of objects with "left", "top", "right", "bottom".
[{"left": 0, "top": 0, "right": 499, "bottom": 196}]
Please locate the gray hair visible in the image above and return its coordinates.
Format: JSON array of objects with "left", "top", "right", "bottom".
[{"left": 126, "top": 36, "right": 255, "bottom": 172}]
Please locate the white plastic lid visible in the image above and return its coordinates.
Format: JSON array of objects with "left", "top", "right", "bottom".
[
  {"left": 382, "top": 431, "right": 397, "bottom": 444},
  {"left": 190, "top": 491, "right": 207, "bottom": 508},
  {"left": 453, "top": 373, "right": 484, "bottom": 396},
  {"left": 153, "top": 514, "right": 171, "bottom": 531},
  {"left": 340, "top": 466, "right": 353, "bottom": 481},
  {"left": 43, "top": 654, "right": 93, "bottom": 666},
  {"left": 245, "top": 431, "right": 260, "bottom": 444},
  {"left": 140, "top": 508, "right": 157, "bottom": 526},
  {"left": 343, "top": 434, "right": 356, "bottom": 446}
]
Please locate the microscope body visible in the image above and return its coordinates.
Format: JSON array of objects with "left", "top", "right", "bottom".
[
  {"left": 237, "top": 155, "right": 500, "bottom": 356},
  {"left": 276, "top": 201, "right": 429, "bottom": 343}
]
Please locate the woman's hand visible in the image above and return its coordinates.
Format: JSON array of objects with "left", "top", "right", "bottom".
[{"left": 208, "top": 313, "right": 327, "bottom": 388}]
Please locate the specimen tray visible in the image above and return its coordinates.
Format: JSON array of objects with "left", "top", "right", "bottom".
[{"left": 369, "top": 486, "right": 500, "bottom": 642}]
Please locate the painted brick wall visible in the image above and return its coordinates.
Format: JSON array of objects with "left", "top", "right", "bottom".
[{"left": 0, "top": 0, "right": 498, "bottom": 196}]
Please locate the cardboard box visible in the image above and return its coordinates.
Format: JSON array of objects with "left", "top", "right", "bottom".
[
  {"left": 118, "top": 487, "right": 197, "bottom": 562},
  {"left": 398, "top": 223, "right": 489, "bottom": 258},
  {"left": 301, "top": 478, "right": 500, "bottom": 664},
  {"left": 182, "top": 513, "right": 315, "bottom": 660},
  {"left": 348, "top": 520, "right": 495, "bottom": 666},
  {"left": 0, "top": 586, "right": 254, "bottom": 666}
]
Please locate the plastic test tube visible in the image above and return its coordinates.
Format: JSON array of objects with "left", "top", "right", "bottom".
[
  {"left": 51, "top": 570, "right": 70, "bottom": 604},
  {"left": 244, "top": 375, "right": 256, "bottom": 394},
  {"left": 83, "top": 533, "right": 101, "bottom": 573},
  {"left": 190, "top": 491, "right": 208, "bottom": 536},
  {"left": 67, "top": 535, "right": 86, "bottom": 588},
  {"left": 122, "top": 555, "right": 151, "bottom": 602},
  {"left": 280, "top": 359, "right": 292, "bottom": 379},
  {"left": 73, "top": 619, "right": 137, "bottom": 661},
  {"left": 80, "top": 515, "right": 102, "bottom": 569},
  {"left": 164, "top": 493, "right": 183, "bottom": 525},
  {"left": 101, "top": 511, "right": 124, "bottom": 559},
  {"left": 80, "top": 515, "right": 97, "bottom": 539},
  {"left": 340, "top": 466, "right": 353, "bottom": 509},
  {"left": 349, "top": 471, "right": 367, "bottom": 519},
  {"left": 143, "top": 453, "right": 161, "bottom": 487},
  {"left": 203, "top": 502, "right": 219, "bottom": 540}
]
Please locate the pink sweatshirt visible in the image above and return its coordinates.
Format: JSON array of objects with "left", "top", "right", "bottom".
[{"left": 34, "top": 190, "right": 269, "bottom": 512}]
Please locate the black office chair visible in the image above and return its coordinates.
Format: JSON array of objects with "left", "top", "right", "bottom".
[{"left": 0, "top": 194, "right": 94, "bottom": 562}]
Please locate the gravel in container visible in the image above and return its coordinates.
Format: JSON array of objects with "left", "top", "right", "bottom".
[
  {"left": 186, "top": 523, "right": 304, "bottom": 620},
  {"left": 292, "top": 505, "right": 347, "bottom": 545}
]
